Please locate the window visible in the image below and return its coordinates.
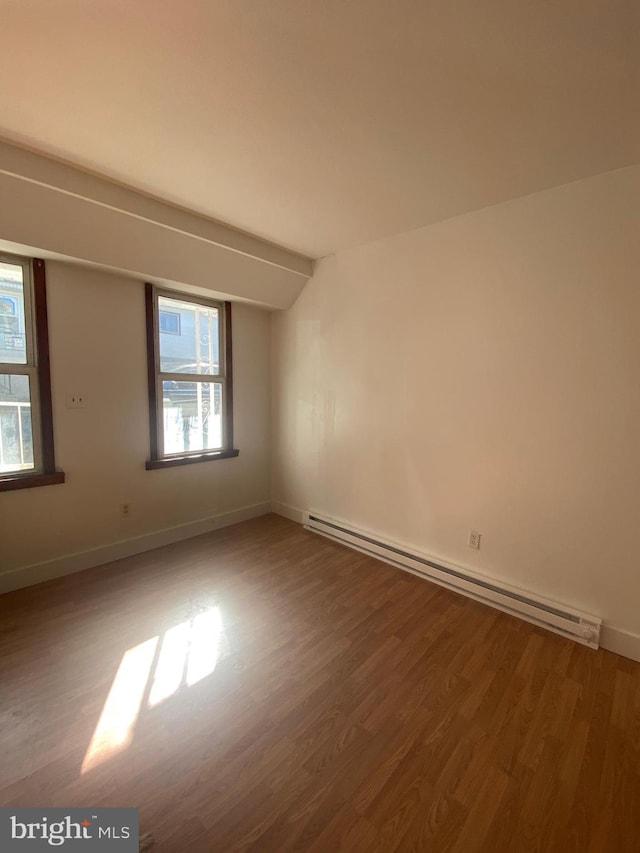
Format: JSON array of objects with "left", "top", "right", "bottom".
[
  {"left": 0, "top": 254, "right": 64, "bottom": 491},
  {"left": 145, "top": 284, "right": 238, "bottom": 469},
  {"left": 159, "top": 310, "right": 181, "bottom": 335}
]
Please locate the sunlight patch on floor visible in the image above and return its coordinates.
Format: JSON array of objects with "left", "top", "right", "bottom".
[
  {"left": 186, "top": 606, "right": 223, "bottom": 687},
  {"left": 148, "top": 621, "right": 191, "bottom": 708},
  {"left": 81, "top": 606, "right": 224, "bottom": 774},
  {"left": 81, "top": 636, "right": 158, "bottom": 774}
]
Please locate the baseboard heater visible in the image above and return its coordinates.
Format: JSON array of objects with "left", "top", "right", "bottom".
[{"left": 303, "top": 511, "right": 601, "bottom": 649}]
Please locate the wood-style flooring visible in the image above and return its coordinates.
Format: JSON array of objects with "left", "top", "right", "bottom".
[{"left": 1, "top": 513, "right": 639, "bottom": 851}]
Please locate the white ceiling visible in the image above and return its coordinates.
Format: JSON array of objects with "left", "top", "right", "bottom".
[{"left": 1, "top": 0, "right": 636, "bottom": 258}]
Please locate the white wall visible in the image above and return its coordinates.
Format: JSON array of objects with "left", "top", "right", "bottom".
[
  {"left": 0, "top": 261, "right": 271, "bottom": 578},
  {"left": 272, "top": 166, "right": 639, "bottom": 639}
]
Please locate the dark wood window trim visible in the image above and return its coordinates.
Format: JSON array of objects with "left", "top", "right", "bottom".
[
  {"left": 223, "top": 300, "right": 234, "bottom": 452},
  {"left": 145, "top": 448, "right": 239, "bottom": 470},
  {"left": 145, "top": 282, "right": 159, "bottom": 462},
  {"left": 145, "top": 284, "right": 238, "bottom": 470},
  {"left": 0, "top": 471, "right": 65, "bottom": 492},
  {"left": 0, "top": 258, "right": 65, "bottom": 493}
]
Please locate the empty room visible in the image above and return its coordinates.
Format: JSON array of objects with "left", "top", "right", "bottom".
[{"left": 0, "top": 1, "right": 638, "bottom": 851}]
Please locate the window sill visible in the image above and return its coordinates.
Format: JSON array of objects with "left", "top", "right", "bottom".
[
  {"left": 146, "top": 449, "right": 239, "bottom": 470},
  {"left": 0, "top": 471, "right": 66, "bottom": 492}
]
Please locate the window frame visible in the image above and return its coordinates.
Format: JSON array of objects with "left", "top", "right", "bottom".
[
  {"left": 0, "top": 254, "right": 65, "bottom": 492},
  {"left": 145, "top": 283, "right": 238, "bottom": 470}
]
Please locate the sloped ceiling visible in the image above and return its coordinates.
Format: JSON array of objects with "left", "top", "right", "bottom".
[{"left": 1, "top": 0, "right": 636, "bottom": 258}]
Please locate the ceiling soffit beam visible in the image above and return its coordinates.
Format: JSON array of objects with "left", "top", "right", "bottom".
[
  {"left": 0, "top": 141, "right": 312, "bottom": 276},
  {"left": 0, "top": 140, "right": 312, "bottom": 310}
]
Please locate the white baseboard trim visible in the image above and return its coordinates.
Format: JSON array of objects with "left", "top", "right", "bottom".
[
  {"left": 599, "top": 626, "right": 640, "bottom": 663},
  {"left": 271, "top": 501, "right": 305, "bottom": 524},
  {"left": 270, "top": 502, "right": 640, "bottom": 664},
  {"left": 6, "top": 497, "right": 640, "bottom": 664},
  {"left": 0, "top": 501, "right": 271, "bottom": 595}
]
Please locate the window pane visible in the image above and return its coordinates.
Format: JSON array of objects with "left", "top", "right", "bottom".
[
  {"left": 0, "top": 261, "right": 27, "bottom": 364},
  {"left": 159, "top": 310, "right": 180, "bottom": 335},
  {"left": 158, "top": 296, "right": 219, "bottom": 375},
  {"left": 0, "top": 374, "right": 34, "bottom": 473},
  {"left": 162, "top": 381, "right": 223, "bottom": 454}
]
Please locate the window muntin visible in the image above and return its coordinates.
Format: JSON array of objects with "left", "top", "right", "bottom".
[{"left": 147, "top": 286, "right": 235, "bottom": 466}]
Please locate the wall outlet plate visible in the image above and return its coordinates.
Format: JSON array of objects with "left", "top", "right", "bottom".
[
  {"left": 468, "top": 530, "right": 481, "bottom": 550},
  {"left": 66, "top": 393, "right": 87, "bottom": 409}
]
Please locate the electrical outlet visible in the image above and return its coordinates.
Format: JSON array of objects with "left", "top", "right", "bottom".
[
  {"left": 120, "top": 504, "right": 131, "bottom": 518},
  {"left": 468, "top": 530, "right": 481, "bottom": 550},
  {"left": 66, "top": 393, "right": 87, "bottom": 409}
]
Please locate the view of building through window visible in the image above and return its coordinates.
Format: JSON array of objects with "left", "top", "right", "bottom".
[
  {"left": 157, "top": 296, "right": 223, "bottom": 454},
  {"left": 0, "top": 261, "right": 35, "bottom": 473}
]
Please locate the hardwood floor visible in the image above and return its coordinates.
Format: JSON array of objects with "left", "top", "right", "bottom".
[{"left": 1, "top": 513, "right": 639, "bottom": 851}]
